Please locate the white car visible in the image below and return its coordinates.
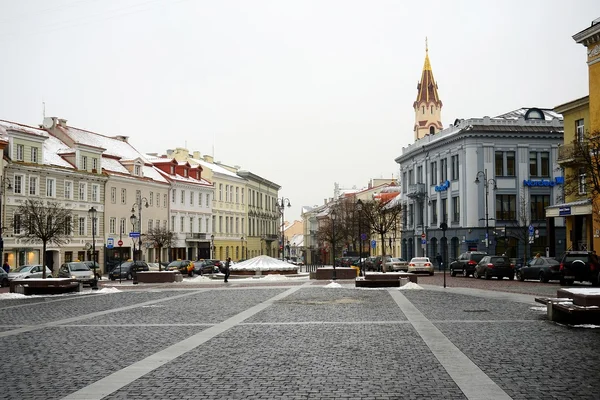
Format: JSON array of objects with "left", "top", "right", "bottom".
[
  {"left": 8, "top": 264, "right": 53, "bottom": 280},
  {"left": 408, "top": 257, "right": 434, "bottom": 275}
]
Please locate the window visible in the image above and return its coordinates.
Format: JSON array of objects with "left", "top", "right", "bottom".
[
  {"left": 110, "top": 217, "right": 116, "bottom": 234},
  {"left": 148, "top": 219, "right": 153, "bottom": 231},
  {"left": 576, "top": 119, "right": 585, "bottom": 142},
  {"left": 110, "top": 187, "right": 116, "bottom": 203},
  {"left": 206, "top": 193, "right": 210, "bottom": 207},
  {"left": 219, "top": 184, "right": 223, "bottom": 201},
  {"left": 429, "top": 126, "right": 435, "bottom": 135},
  {"left": 13, "top": 214, "right": 21, "bottom": 234},
  {"left": 431, "top": 200, "right": 437, "bottom": 225},
  {"left": 78, "top": 217, "right": 85, "bottom": 235},
  {"left": 506, "top": 151, "right": 515, "bottom": 176},
  {"left": 431, "top": 105, "right": 434, "bottom": 114},
  {"left": 15, "top": 144, "right": 24, "bottom": 161},
  {"left": 422, "top": 106, "right": 425, "bottom": 114},
  {"left": 451, "top": 155, "right": 459, "bottom": 180},
  {"left": 31, "top": 147, "right": 38, "bottom": 163},
  {"left": 164, "top": 194, "right": 167, "bottom": 208},
  {"left": 171, "top": 190, "right": 176, "bottom": 203},
  {"left": 225, "top": 185, "right": 229, "bottom": 202},
  {"left": 417, "top": 166, "right": 423, "bottom": 184},
  {"left": 149, "top": 192, "right": 153, "bottom": 206},
  {"left": 241, "top": 189, "right": 244, "bottom": 204},
  {"left": 79, "top": 183, "right": 87, "bottom": 201},
  {"left": 430, "top": 162, "right": 437, "bottom": 185},
  {"left": 81, "top": 156, "right": 88, "bottom": 170},
  {"left": 441, "top": 198, "right": 447, "bottom": 223},
  {"left": 181, "top": 190, "right": 185, "bottom": 204},
  {"left": 495, "top": 151, "right": 504, "bottom": 176},
  {"left": 190, "top": 217, "right": 194, "bottom": 233},
  {"left": 46, "top": 178, "right": 55, "bottom": 197},
  {"left": 120, "top": 218, "right": 126, "bottom": 234},
  {"left": 180, "top": 216, "right": 185, "bottom": 233},
  {"left": 219, "top": 216, "right": 223, "bottom": 232},
  {"left": 236, "top": 187, "right": 239, "bottom": 203},
  {"left": 29, "top": 177, "right": 37, "bottom": 196},
  {"left": 579, "top": 168, "right": 587, "bottom": 195},
  {"left": 134, "top": 165, "right": 141, "bottom": 176},
  {"left": 171, "top": 216, "right": 176, "bottom": 231},
  {"left": 496, "top": 195, "right": 516, "bottom": 220},
  {"left": 91, "top": 215, "right": 97, "bottom": 236},
  {"left": 408, "top": 204, "right": 414, "bottom": 226},
  {"left": 452, "top": 196, "right": 460, "bottom": 222},
  {"left": 540, "top": 152, "right": 549, "bottom": 177},
  {"left": 121, "top": 188, "right": 126, "bottom": 204},
  {"left": 13, "top": 175, "right": 22, "bottom": 194},
  {"left": 65, "top": 181, "right": 73, "bottom": 200},
  {"left": 65, "top": 216, "right": 72, "bottom": 235},
  {"left": 199, "top": 217, "right": 203, "bottom": 232},
  {"left": 92, "top": 158, "right": 98, "bottom": 171},
  {"left": 225, "top": 217, "right": 229, "bottom": 233},
  {"left": 91, "top": 184, "right": 99, "bottom": 202},
  {"left": 408, "top": 169, "right": 414, "bottom": 185},
  {"left": 529, "top": 152, "right": 538, "bottom": 177},
  {"left": 440, "top": 159, "right": 447, "bottom": 181},
  {"left": 190, "top": 191, "right": 193, "bottom": 205},
  {"left": 531, "top": 195, "right": 550, "bottom": 221},
  {"left": 198, "top": 192, "right": 202, "bottom": 206}
]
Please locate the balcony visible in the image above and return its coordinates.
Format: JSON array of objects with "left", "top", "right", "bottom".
[
  {"left": 558, "top": 142, "right": 588, "bottom": 165},
  {"left": 186, "top": 233, "right": 208, "bottom": 241},
  {"left": 407, "top": 183, "right": 426, "bottom": 199}
]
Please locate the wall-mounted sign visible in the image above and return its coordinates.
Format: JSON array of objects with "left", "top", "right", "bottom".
[
  {"left": 523, "top": 177, "right": 563, "bottom": 187},
  {"left": 435, "top": 180, "right": 450, "bottom": 192},
  {"left": 559, "top": 206, "right": 571, "bottom": 216}
]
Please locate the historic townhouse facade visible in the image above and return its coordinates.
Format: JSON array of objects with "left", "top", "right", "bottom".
[
  {"left": 148, "top": 156, "right": 214, "bottom": 261},
  {"left": 43, "top": 117, "right": 170, "bottom": 269},
  {"left": 0, "top": 120, "right": 108, "bottom": 272},
  {"left": 396, "top": 109, "right": 565, "bottom": 262}
]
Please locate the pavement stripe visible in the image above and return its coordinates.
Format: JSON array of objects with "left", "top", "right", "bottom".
[
  {"left": 0, "top": 290, "right": 208, "bottom": 338},
  {"left": 62, "top": 283, "right": 307, "bottom": 400},
  {"left": 390, "top": 290, "right": 513, "bottom": 400}
]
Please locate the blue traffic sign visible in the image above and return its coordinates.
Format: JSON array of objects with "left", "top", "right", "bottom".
[
  {"left": 421, "top": 239, "right": 427, "bottom": 245},
  {"left": 371, "top": 239, "right": 376, "bottom": 249},
  {"left": 129, "top": 232, "right": 140, "bottom": 238},
  {"left": 528, "top": 224, "right": 534, "bottom": 233},
  {"left": 106, "top": 238, "right": 114, "bottom": 249},
  {"left": 361, "top": 233, "right": 367, "bottom": 241}
]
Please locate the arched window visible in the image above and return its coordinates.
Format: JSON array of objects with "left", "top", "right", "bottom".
[
  {"left": 431, "top": 105, "right": 434, "bottom": 113},
  {"left": 422, "top": 106, "right": 425, "bottom": 114},
  {"left": 429, "top": 126, "right": 435, "bottom": 135}
]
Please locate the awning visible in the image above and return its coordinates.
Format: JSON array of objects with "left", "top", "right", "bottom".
[{"left": 545, "top": 199, "right": 592, "bottom": 217}]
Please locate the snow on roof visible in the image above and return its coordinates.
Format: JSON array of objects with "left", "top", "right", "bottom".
[
  {"left": 0, "top": 120, "right": 48, "bottom": 138},
  {"left": 494, "top": 108, "right": 562, "bottom": 121},
  {"left": 230, "top": 255, "right": 298, "bottom": 271},
  {"left": 43, "top": 135, "right": 76, "bottom": 169},
  {"left": 189, "top": 157, "right": 245, "bottom": 180}
]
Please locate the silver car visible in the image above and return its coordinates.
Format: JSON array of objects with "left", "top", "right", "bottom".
[
  {"left": 57, "top": 262, "right": 95, "bottom": 285},
  {"left": 8, "top": 264, "right": 53, "bottom": 281},
  {"left": 408, "top": 257, "right": 434, "bottom": 275}
]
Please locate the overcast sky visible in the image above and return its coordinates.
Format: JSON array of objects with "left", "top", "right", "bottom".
[{"left": 1, "top": 0, "right": 598, "bottom": 221}]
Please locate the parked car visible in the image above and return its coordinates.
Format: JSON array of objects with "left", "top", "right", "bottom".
[
  {"left": 109, "top": 261, "right": 150, "bottom": 280},
  {"left": 517, "top": 257, "right": 560, "bottom": 283},
  {"left": 385, "top": 257, "right": 408, "bottom": 272},
  {"left": 364, "top": 256, "right": 379, "bottom": 271},
  {"left": 450, "top": 251, "right": 488, "bottom": 277},
  {"left": 57, "top": 262, "right": 95, "bottom": 285},
  {"left": 193, "top": 259, "right": 221, "bottom": 275},
  {"left": 339, "top": 257, "right": 361, "bottom": 268},
  {"left": 166, "top": 260, "right": 194, "bottom": 276},
  {"left": 408, "top": 257, "right": 434, "bottom": 275},
  {"left": 0, "top": 268, "right": 9, "bottom": 287},
  {"left": 559, "top": 251, "right": 600, "bottom": 286},
  {"left": 8, "top": 264, "right": 53, "bottom": 281},
  {"left": 510, "top": 258, "right": 526, "bottom": 272},
  {"left": 83, "top": 261, "right": 101, "bottom": 279},
  {"left": 474, "top": 255, "right": 514, "bottom": 280}
]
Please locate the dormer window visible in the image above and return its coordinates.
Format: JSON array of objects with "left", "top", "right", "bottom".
[
  {"left": 92, "top": 158, "right": 98, "bottom": 171},
  {"left": 134, "top": 165, "right": 141, "bottom": 176},
  {"left": 184, "top": 169, "right": 188, "bottom": 177},
  {"left": 524, "top": 108, "right": 545, "bottom": 120},
  {"left": 31, "top": 147, "right": 39, "bottom": 163},
  {"left": 15, "top": 144, "right": 24, "bottom": 161},
  {"left": 171, "top": 166, "right": 175, "bottom": 174},
  {"left": 81, "top": 156, "right": 88, "bottom": 170}
]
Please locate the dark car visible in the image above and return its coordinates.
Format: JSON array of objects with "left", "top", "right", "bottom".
[
  {"left": 474, "top": 255, "right": 515, "bottom": 280},
  {"left": 450, "top": 251, "right": 488, "bottom": 277},
  {"left": 339, "top": 257, "right": 360, "bottom": 268},
  {"left": 109, "top": 261, "right": 150, "bottom": 281},
  {"left": 517, "top": 257, "right": 560, "bottom": 283},
  {"left": 364, "top": 256, "right": 378, "bottom": 271},
  {"left": 0, "top": 268, "right": 9, "bottom": 287},
  {"left": 193, "top": 259, "right": 221, "bottom": 275},
  {"left": 167, "top": 260, "right": 194, "bottom": 276},
  {"left": 559, "top": 251, "right": 600, "bottom": 286}
]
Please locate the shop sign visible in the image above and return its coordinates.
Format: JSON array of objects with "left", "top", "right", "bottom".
[
  {"left": 559, "top": 206, "right": 571, "bottom": 216},
  {"left": 523, "top": 177, "right": 563, "bottom": 187},
  {"left": 435, "top": 180, "right": 450, "bottom": 192}
]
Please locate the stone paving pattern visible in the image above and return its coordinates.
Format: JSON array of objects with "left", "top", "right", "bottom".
[{"left": 1, "top": 281, "right": 600, "bottom": 399}]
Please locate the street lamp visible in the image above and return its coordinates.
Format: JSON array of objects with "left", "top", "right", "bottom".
[
  {"left": 131, "top": 195, "right": 149, "bottom": 262},
  {"left": 88, "top": 206, "right": 99, "bottom": 290},
  {"left": 0, "top": 176, "right": 12, "bottom": 267},
  {"left": 240, "top": 236, "right": 244, "bottom": 261},
  {"left": 130, "top": 213, "right": 138, "bottom": 284},
  {"left": 356, "top": 199, "right": 364, "bottom": 276},
  {"left": 276, "top": 197, "right": 291, "bottom": 259},
  {"left": 331, "top": 208, "right": 337, "bottom": 281},
  {"left": 210, "top": 234, "right": 214, "bottom": 259},
  {"left": 475, "top": 169, "right": 497, "bottom": 251}
]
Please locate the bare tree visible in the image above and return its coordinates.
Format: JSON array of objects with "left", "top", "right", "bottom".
[
  {"left": 12, "top": 199, "right": 72, "bottom": 278},
  {"left": 144, "top": 226, "right": 174, "bottom": 271},
  {"left": 360, "top": 198, "right": 402, "bottom": 271}
]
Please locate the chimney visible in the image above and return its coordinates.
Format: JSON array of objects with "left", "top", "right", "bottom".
[
  {"left": 166, "top": 149, "right": 174, "bottom": 157},
  {"left": 114, "top": 135, "right": 129, "bottom": 143},
  {"left": 193, "top": 151, "right": 201, "bottom": 159},
  {"left": 204, "top": 155, "right": 214, "bottom": 163},
  {"left": 58, "top": 118, "right": 68, "bottom": 127}
]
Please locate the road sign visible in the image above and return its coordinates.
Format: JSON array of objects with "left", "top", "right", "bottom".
[
  {"left": 360, "top": 233, "right": 367, "bottom": 241},
  {"left": 107, "top": 238, "right": 114, "bottom": 249},
  {"left": 529, "top": 224, "right": 534, "bottom": 233},
  {"left": 371, "top": 239, "right": 376, "bottom": 249},
  {"left": 421, "top": 239, "right": 426, "bottom": 245},
  {"left": 129, "top": 232, "right": 140, "bottom": 238},
  {"left": 117, "top": 239, "right": 123, "bottom": 247},
  {"left": 421, "top": 233, "right": 426, "bottom": 239}
]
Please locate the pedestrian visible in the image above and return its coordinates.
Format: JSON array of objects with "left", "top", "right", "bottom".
[
  {"left": 2, "top": 261, "right": 9, "bottom": 273},
  {"left": 436, "top": 253, "right": 443, "bottom": 271},
  {"left": 224, "top": 257, "right": 231, "bottom": 283}
]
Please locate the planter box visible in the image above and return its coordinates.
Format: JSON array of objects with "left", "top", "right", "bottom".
[
  {"left": 315, "top": 268, "right": 356, "bottom": 280},
  {"left": 136, "top": 271, "right": 182, "bottom": 283},
  {"left": 10, "top": 278, "right": 82, "bottom": 295}
]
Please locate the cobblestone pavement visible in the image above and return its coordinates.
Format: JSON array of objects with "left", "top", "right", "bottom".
[{"left": 1, "top": 276, "right": 599, "bottom": 399}]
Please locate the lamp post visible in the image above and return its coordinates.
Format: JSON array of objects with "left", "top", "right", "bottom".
[
  {"left": 131, "top": 195, "right": 149, "bottom": 262},
  {"left": 356, "top": 199, "right": 364, "bottom": 276},
  {"left": 210, "top": 234, "right": 214, "bottom": 259},
  {"left": 276, "top": 197, "right": 291, "bottom": 260},
  {"left": 88, "top": 206, "right": 99, "bottom": 290},
  {"left": 240, "top": 236, "right": 244, "bottom": 261},
  {"left": 475, "top": 169, "right": 497, "bottom": 251},
  {"left": 0, "top": 176, "right": 12, "bottom": 267},
  {"left": 440, "top": 222, "right": 447, "bottom": 288},
  {"left": 331, "top": 208, "right": 337, "bottom": 281},
  {"left": 129, "top": 213, "right": 138, "bottom": 284}
]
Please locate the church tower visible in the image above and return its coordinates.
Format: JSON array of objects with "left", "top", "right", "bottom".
[{"left": 413, "top": 39, "right": 443, "bottom": 141}]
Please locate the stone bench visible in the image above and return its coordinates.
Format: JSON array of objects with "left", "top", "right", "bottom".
[
  {"left": 356, "top": 272, "right": 418, "bottom": 288},
  {"left": 315, "top": 267, "right": 358, "bottom": 280},
  {"left": 535, "top": 288, "right": 600, "bottom": 324},
  {"left": 10, "top": 278, "right": 82, "bottom": 295},
  {"left": 136, "top": 271, "right": 183, "bottom": 283}
]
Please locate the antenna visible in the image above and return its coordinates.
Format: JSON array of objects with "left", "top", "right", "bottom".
[
  {"left": 425, "top": 36, "right": 428, "bottom": 52},
  {"left": 212, "top": 132, "right": 215, "bottom": 157},
  {"left": 42, "top": 101, "right": 45, "bottom": 119}
]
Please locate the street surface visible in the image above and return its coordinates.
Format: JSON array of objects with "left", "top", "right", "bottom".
[{"left": 1, "top": 273, "right": 598, "bottom": 399}]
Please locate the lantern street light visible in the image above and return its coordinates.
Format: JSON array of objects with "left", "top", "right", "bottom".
[
  {"left": 356, "top": 199, "right": 364, "bottom": 276},
  {"left": 210, "top": 234, "right": 214, "bottom": 259},
  {"left": 0, "top": 176, "right": 12, "bottom": 267},
  {"left": 129, "top": 213, "right": 139, "bottom": 285},
  {"left": 331, "top": 208, "right": 337, "bottom": 281},
  {"left": 88, "top": 206, "right": 99, "bottom": 290},
  {"left": 475, "top": 169, "right": 497, "bottom": 251},
  {"left": 276, "top": 197, "right": 291, "bottom": 259},
  {"left": 240, "top": 236, "right": 244, "bottom": 261}
]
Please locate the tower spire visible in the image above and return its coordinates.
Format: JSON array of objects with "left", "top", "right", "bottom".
[{"left": 413, "top": 38, "right": 443, "bottom": 141}]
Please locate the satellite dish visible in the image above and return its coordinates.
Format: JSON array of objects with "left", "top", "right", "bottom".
[{"left": 42, "top": 117, "right": 55, "bottom": 129}]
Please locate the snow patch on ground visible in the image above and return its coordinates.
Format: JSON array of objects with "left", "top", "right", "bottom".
[
  {"left": 398, "top": 282, "right": 423, "bottom": 290},
  {"left": 324, "top": 281, "right": 343, "bottom": 288},
  {"left": 571, "top": 324, "right": 600, "bottom": 329},
  {"left": 529, "top": 306, "right": 547, "bottom": 312}
]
